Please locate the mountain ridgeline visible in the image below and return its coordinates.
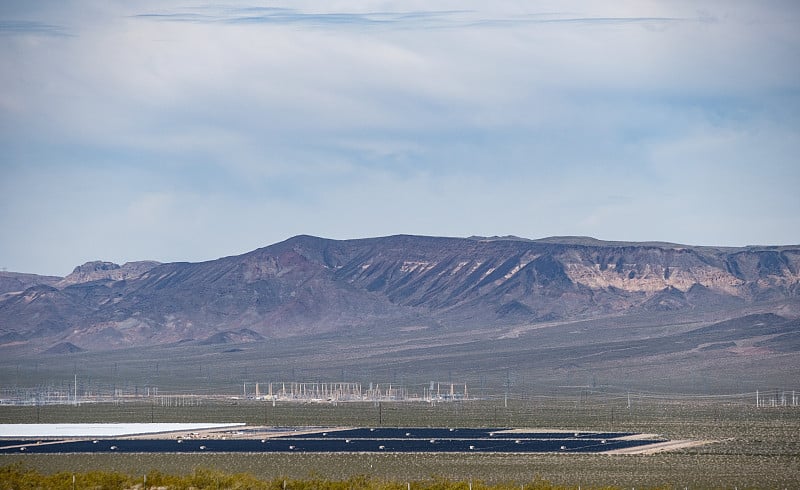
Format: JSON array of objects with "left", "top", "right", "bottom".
[{"left": 0, "top": 235, "right": 798, "bottom": 354}]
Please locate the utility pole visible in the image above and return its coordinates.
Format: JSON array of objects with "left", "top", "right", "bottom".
[
  {"left": 504, "top": 370, "right": 510, "bottom": 408},
  {"left": 610, "top": 406, "right": 615, "bottom": 431}
]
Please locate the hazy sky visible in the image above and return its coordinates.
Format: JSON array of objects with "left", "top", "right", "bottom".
[{"left": 1, "top": 1, "right": 799, "bottom": 275}]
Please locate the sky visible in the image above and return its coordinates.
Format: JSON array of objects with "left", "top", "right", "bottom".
[{"left": 1, "top": 1, "right": 799, "bottom": 276}]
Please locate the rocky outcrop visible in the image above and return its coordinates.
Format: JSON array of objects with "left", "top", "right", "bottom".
[{"left": 58, "top": 260, "right": 161, "bottom": 286}]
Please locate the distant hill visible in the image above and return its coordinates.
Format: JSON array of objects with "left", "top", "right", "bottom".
[
  {"left": 0, "top": 234, "right": 797, "bottom": 355},
  {"left": 0, "top": 271, "right": 61, "bottom": 295},
  {"left": 199, "top": 328, "right": 266, "bottom": 345},
  {"left": 42, "top": 341, "right": 85, "bottom": 355}
]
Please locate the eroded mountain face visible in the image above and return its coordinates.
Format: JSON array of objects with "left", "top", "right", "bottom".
[{"left": 0, "top": 235, "right": 797, "bottom": 353}]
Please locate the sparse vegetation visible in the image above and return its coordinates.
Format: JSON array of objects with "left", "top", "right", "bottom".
[
  {"left": 0, "top": 464, "right": 632, "bottom": 490},
  {"left": 2, "top": 396, "right": 798, "bottom": 487}
]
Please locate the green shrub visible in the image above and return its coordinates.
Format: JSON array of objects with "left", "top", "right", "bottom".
[{"left": 0, "top": 465, "right": 615, "bottom": 490}]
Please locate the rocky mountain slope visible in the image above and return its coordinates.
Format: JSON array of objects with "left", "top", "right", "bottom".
[
  {"left": 0, "top": 271, "right": 61, "bottom": 295},
  {"left": 0, "top": 235, "right": 798, "bottom": 354}
]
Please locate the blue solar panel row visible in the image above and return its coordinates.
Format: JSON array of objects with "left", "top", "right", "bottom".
[
  {"left": 0, "top": 430, "right": 665, "bottom": 454},
  {"left": 291, "top": 428, "right": 636, "bottom": 440}
]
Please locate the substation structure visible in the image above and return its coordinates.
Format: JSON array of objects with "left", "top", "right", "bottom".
[{"left": 246, "top": 381, "right": 470, "bottom": 403}]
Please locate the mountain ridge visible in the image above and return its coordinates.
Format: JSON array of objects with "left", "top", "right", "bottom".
[{"left": 0, "top": 234, "right": 798, "bottom": 356}]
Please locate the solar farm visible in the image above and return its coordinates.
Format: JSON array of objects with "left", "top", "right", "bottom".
[{"left": 0, "top": 425, "right": 677, "bottom": 454}]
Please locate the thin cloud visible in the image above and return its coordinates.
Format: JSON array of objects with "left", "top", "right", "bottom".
[
  {"left": 0, "top": 20, "right": 71, "bottom": 37},
  {"left": 537, "top": 16, "right": 686, "bottom": 24},
  {"left": 132, "top": 6, "right": 696, "bottom": 31},
  {"left": 133, "top": 7, "right": 469, "bottom": 29}
]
